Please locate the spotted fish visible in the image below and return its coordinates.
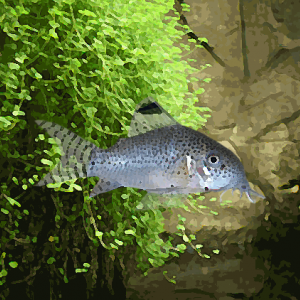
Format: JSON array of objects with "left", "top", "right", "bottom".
[{"left": 35, "top": 97, "right": 265, "bottom": 208}]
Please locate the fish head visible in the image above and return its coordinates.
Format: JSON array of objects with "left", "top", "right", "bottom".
[{"left": 194, "top": 147, "right": 265, "bottom": 203}]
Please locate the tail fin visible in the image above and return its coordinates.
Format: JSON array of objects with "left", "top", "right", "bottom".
[{"left": 35, "top": 120, "right": 97, "bottom": 186}]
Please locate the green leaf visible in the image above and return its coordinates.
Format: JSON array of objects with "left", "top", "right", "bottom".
[
  {"left": 0, "top": 117, "right": 12, "bottom": 126},
  {"left": 177, "top": 244, "right": 186, "bottom": 251},
  {"left": 176, "top": 224, "right": 185, "bottom": 231},
  {"left": 12, "top": 177, "right": 19, "bottom": 185},
  {"left": 115, "top": 239, "right": 123, "bottom": 246},
  {"left": 41, "top": 159, "right": 53, "bottom": 166},
  {"left": 95, "top": 231, "right": 103, "bottom": 237},
  {"left": 49, "top": 20, "right": 60, "bottom": 29},
  {"left": 1, "top": 208, "right": 9, "bottom": 214},
  {"left": 124, "top": 229, "right": 135, "bottom": 236},
  {"left": 110, "top": 243, "right": 118, "bottom": 249},
  {"left": 210, "top": 210, "right": 218, "bottom": 216},
  {"left": 182, "top": 234, "right": 189, "bottom": 242},
  {"left": 49, "top": 28, "right": 58, "bottom": 39},
  {"left": 8, "top": 63, "right": 20, "bottom": 70},
  {"left": 189, "top": 234, "right": 196, "bottom": 240},
  {"left": 9, "top": 261, "right": 18, "bottom": 268},
  {"left": 47, "top": 257, "right": 56, "bottom": 264},
  {"left": 59, "top": 268, "right": 64, "bottom": 275},
  {"left": 12, "top": 110, "right": 25, "bottom": 116},
  {"left": 4, "top": 195, "right": 21, "bottom": 207},
  {"left": 78, "top": 9, "right": 97, "bottom": 17}
]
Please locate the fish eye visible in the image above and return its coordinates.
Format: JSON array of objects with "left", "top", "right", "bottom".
[{"left": 207, "top": 155, "right": 220, "bottom": 164}]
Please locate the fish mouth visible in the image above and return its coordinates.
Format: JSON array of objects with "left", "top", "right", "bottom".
[
  {"left": 186, "top": 156, "right": 266, "bottom": 203},
  {"left": 219, "top": 186, "right": 266, "bottom": 203},
  {"left": 243, "top": 188, "right": 265, "bottom": 203}
]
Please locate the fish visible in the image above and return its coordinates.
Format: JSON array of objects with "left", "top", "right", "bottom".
[{"left": 35, "top": 97, "right": 265, "bottom": 209}]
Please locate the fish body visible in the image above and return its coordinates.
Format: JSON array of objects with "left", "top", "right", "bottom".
[{"left": 35, "top": 97, "right": 265, "bottom": 205}]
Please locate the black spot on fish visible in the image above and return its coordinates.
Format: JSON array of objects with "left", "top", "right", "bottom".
[
  {"left": 220, "top": 164, "right": 226, "bottom": 170},
  {"left": 137, "top": 102, "right": 162, "bottom": 115},
  {"left": 205, "top": 187, "right": 209, "bottom": 191},
  {"left": 92, "top": 161, "right": 95, "bottom": 165}
]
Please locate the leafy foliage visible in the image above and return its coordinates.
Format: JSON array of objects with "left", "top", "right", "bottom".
[{"left": 0, "top": 0, "right": 210, "bottom": 292}]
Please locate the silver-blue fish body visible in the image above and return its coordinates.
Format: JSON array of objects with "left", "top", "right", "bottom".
[{"left": 35, "top": 97, "right": 265, "bottom": 204}]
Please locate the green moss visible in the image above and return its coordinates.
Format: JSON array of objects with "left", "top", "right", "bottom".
[{"left": 0, "top": 0, "right": 210, "bottom": 286}]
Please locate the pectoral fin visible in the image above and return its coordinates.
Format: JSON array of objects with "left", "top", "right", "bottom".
[
  {"left": 136, "top": 192, "right": 187, "bottom": 210},
  {"left": 89, "top": 178, "right": 122, "bottom": 197}
]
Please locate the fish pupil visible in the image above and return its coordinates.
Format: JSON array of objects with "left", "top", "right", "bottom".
[{"left": 210, "top": 156, "right": 218, "bottom": 163}]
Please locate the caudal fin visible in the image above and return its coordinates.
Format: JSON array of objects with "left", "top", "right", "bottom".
[{"left": 35, "top": 120, "right": 97, "bottom": 186}]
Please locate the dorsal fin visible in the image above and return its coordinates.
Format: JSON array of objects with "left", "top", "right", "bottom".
[{"left": 128, "top": 97, "right": 178, "bottom": 137}]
